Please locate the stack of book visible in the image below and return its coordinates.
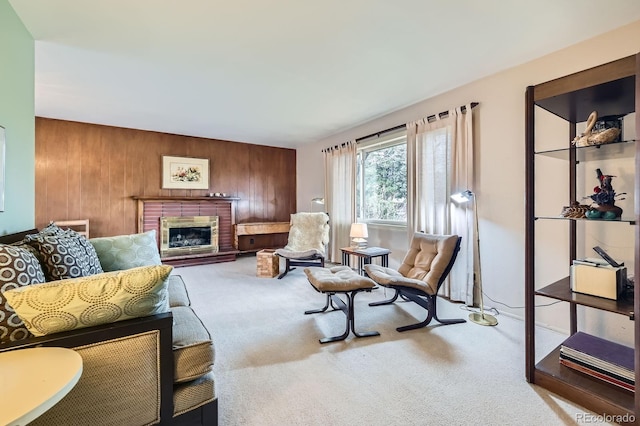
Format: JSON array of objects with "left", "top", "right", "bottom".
[{"left": 559, "top": 332, "right": 634, "bottom": 392}]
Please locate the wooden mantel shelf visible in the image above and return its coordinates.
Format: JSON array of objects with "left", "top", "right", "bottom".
[{"left": 132, "top": 196, "right": 240, "bottom": 201}]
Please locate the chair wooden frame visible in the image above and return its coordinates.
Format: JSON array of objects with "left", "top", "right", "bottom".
[
  {"left": 53, "top": 219, "right": 90, "bottom": 238},
  {"left": 278, "top": 255, "right": 324, "bottom": 279},
  {"left": 367, "top": 235, "right": 466, "bottom": 332}
]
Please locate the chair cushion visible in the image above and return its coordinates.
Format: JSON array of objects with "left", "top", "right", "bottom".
[
  {"left": 304, "top": 266, "right": 376, "bottom": 292},
  {"left": 4, "top": 265, "right": 172, "bottom": 336},
  {"left": 0, "top": 244, "right": 46, "bottom": 343},
  {"left": 365, "top": 264, "right": 433, "bottom": 294},
  {"left": 396, "top": 234, "right": 459, "bottom": 294},
  {"left": 172, "top": 306, "right": 214, "bottom": 383},
  {"left": 90, "top": 230, "right": 161, "bottom": 272},
  {"left": 274, "top": 248, "right": 322, "bottom": 259},
  {"left": 173, "top": 372, "right": 216, "bottom": 417},
  {"left": 168, "top": 275, "right": 191, "bottom": 307}
]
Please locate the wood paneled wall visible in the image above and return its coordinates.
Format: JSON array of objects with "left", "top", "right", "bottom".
[{"left": 35, "top": 118, "right": 296, "bottom": 241}]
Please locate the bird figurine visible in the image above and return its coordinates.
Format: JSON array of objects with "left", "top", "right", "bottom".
[{"left": 572, "top": 111, "right": 620, "bottom": 147}]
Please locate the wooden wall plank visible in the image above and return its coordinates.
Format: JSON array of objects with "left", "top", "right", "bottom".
[
  {"left": 34, "top": 120, "right": 48, "bottom": 226},
  {"left": 66, "top": 126, "right": 83, "bottom": 219},
  {"left": 44, "top": 120, "right": 69, "bottom": 223},
  {"left": 80, "top": 123, "right": 105, "bottom": 237},
  {"left": 35, "top": 118, "right": 297, "bottom": 241},
  {"left": 110, "top": 127, "right": 128, "bottom": 236}
]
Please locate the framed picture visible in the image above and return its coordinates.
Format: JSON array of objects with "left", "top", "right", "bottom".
[
  {"left": 0, "top": 126, "right": 4, "bottom": 212},
  {"left": 162, "top": 156, "right": 209, "bottom": 190}
]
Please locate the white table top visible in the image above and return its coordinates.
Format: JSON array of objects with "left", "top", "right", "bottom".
[{"left": 0, "top": 347, "right": 83, "bottom": 426}]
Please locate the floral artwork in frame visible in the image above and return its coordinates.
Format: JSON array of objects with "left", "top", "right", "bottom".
[{"left": 162, "top": 156, "right": 209, "bottom": 190}]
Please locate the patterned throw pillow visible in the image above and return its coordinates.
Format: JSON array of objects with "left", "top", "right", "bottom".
[
  {"left": 90, "top": 230, "right": 161, "bottom": 271},
  {"left": 4, "top": 264, "right": 172, "bottom": 337},
  {"left": 64, "top": 229, "right": 103, "bottom": 275},
  {"left": 0, "top": 243, "right": 46, "bottom": 344},
  {"left": 24, "top": 223, "right": 103, "bottom": 280}
]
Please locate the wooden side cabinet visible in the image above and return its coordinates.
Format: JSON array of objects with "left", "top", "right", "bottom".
[
  {"left": 525, "top": 53, "right": 640, "bottom": 422},
  {"left": 234, "top": 222, "right": 290, "bottom": 253}
]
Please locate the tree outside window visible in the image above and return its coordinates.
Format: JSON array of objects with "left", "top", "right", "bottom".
[{"left": 356, "top": 138, "right": 407, "bottom": 223}]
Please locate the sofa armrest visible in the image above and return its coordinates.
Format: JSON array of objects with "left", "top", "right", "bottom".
[
  {"left": 0, "top": 312, "right": 173, "bottom": 350},
  {"left": 0, "top": 313, "right": 174, "bottom": 425}
]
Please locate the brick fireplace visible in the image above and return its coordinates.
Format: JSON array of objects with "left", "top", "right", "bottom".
[{"left": 134, "top": 196, "right": 238, "bottom": 266}]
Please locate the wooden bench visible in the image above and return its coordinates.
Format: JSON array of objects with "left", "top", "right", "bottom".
[{"left": 233, "top": 222, "right": 290, "bottom": 252}]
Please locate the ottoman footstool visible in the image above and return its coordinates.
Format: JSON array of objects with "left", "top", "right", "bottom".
[{"left": 303, "top": 266, "right": 380, "bottom": 343}]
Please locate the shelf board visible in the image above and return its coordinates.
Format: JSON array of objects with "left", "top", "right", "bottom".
[
  {"left": 534, "top": 346, "right": 634, "bottom": 416},
  {"left": 535, "top": 277, "right": 634, "bottom": 318},
  {"left": 535, "top": 215, "right": 636, "bottom": 225},
  {"left": 535, "top": 74, "right": 636, "bottom": 122},
  {"left": 535, "top": 139, "right": 637, "bottom": 161}
]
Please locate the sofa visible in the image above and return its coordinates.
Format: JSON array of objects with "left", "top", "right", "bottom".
[{"left": 0, "top": 226, "right": 217, "bottom": 426}]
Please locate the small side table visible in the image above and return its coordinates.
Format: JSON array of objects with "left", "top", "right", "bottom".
[
  {"left": 341, "top": 246, "right": 391, "bottom": 276},
  {"left": 0, "top": 347, "right": 83, "bottom": 426},
  {"left": 256, "top": 249, "right": 280, "bottom": 278}
]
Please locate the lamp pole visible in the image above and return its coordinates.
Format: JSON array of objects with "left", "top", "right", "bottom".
[{"left": 468, "top": 193, "right": 498, "bottom": 326}]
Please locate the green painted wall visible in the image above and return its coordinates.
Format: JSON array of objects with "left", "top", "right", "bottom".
[{"left": 0, "top": 0, "right": 34, "bottom": 234}]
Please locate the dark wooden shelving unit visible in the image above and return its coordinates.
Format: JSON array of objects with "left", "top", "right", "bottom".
[
  {"left": 536, "top": 278, "right": 634, "bottom": 318},
  {"left": 525, "top": 53, "right": 640, "bottom": 423},
  {"left": 535, "top": 347, "right": 635, "bottom": 416}
]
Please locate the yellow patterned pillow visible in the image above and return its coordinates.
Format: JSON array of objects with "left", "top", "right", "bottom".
[{"left": 3, "top": 264, "right": 173, "bottom": 337}]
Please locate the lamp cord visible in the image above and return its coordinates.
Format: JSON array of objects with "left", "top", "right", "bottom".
[
  {"left": 472, "top": 194, "right": 560, "bottom": 312},
  {"left": 463, "top": 289, "right": 563, "bottom": 312}
]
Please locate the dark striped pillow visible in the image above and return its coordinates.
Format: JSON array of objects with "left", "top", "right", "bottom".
[{"left": 24, "top": 223, "right": 103, "bottom": 281}]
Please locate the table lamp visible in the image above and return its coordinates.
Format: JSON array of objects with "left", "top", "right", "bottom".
[{"left": 350, "top": 223, "right": 368, "bottom": 248}]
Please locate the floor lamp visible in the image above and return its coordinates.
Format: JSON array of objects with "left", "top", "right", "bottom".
[
  {"left": 450, "top": 190, "right": 498, "bottom": 326},
  {"left": 310, "top": 197, "right": 325, "bottom": 212}
]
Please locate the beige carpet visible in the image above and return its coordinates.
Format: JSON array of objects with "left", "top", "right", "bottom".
[{"left": 177, "top": 257, "right": 612, "bottom": 426}]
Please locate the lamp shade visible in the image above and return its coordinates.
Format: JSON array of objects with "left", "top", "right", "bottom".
[
  {"left": 450, "top": 190, "right": 474, "bottom": 204},
  {"left": 350, "top": 223, "right": 368, "bottom": 239}
]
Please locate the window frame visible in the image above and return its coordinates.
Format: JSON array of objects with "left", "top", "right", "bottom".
[{"left": 356, "top": 129, "right": 408, "bottom": 226}]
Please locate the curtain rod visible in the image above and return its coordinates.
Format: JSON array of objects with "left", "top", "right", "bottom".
[{"left": 322, "top": 102, "right": 478, "bottom": 152}]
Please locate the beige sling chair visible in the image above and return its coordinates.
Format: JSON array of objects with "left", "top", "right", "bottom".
[
  {"left": 275, "top": 212, "right": 330, "bottom": 279},
  {"left": 364, "top": 233, "right": 466, "bottom": 331}
]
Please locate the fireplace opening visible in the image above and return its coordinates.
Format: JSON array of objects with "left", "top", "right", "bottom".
[
  {"left": 161, "top": 216, "right": 219, "bottom": 257},
  {"left": 169, "top": 227, "right": 211, "bottom": 248}
]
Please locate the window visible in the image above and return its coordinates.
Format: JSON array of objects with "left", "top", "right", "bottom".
[{"left": 356, "top": 131, "right": 407, "bottom": 224}]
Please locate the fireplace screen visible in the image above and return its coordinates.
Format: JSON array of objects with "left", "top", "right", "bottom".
[{"left": 160, "top": 216, "right": 219, "bottom": 256}]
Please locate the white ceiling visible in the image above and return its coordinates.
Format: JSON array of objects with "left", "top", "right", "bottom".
[{"left": 9, "top": 1, "right": 640, "bottom": 148}]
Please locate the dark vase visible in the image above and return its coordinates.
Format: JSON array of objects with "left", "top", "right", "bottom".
[{"left": 595, "top": 203, "right": 623, "bottom": 219}]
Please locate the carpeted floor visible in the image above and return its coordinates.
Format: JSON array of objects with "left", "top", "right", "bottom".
[{"left": 176, "top": 257, "right": 612, "bottom": 426}]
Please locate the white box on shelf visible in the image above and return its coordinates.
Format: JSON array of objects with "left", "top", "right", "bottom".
[{"left": 570, "top": 259, "right": 626, "bottom": 300}]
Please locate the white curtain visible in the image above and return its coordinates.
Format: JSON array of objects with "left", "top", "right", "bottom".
[
  {"left": 323, "top": 141, "right": 357, "bottom": 262},
  {"left": 406, "top": 105, "right": 475, "bottom": 304}
]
